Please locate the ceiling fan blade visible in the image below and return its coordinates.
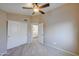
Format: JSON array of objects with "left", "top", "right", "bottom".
[
  {"left": 32, "top": 12, "right": 35, "bottom": 15},
  {"left": 32, "top": 3, "right": 38, "bottom": 8},
  {"left": 34, "top": 3, "right": 38, "bottom": 5},
  {"left": 22, "top": 7, "right": 32, "bottom": 9},
  {"left": 39, "top": 3, "right": 49, "bottom": 8},
  {"left": 39, "top": 10, "right": 45, "bottom": 14},
  {"left": 35, "top": 3, "right": 39, "bottom": 7}
]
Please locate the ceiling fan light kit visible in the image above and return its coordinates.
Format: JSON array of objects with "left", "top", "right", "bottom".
[{"left": 33, "top": 7, "right": 39, "bottom": 12}]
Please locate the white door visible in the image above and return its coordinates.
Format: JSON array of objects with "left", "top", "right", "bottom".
[
  {"left": 38, "top": 23, "right": 44, "bottom": 44},
  {"left": 7, "top": 20, "right": 27, "bottom": 49}
]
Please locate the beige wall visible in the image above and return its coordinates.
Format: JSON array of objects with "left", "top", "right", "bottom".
[
  {"left": 37, "top": 4, "right": 79, "bottom": 55},
  {"left": 7, "top": 13, "right": 30, "bottom": 21}
]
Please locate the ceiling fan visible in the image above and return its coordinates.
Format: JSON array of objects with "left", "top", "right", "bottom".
[{"left": 22, "top": 3, "right": 50, "bottom": 15}]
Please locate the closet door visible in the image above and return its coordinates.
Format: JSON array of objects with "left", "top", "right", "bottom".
[{"left": 7, "top": 20, "right": 27, "bottom": 49}]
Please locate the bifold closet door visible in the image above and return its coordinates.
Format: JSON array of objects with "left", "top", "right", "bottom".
[{"left": 7, "top": 20, "right": 27, "bottom": 49}]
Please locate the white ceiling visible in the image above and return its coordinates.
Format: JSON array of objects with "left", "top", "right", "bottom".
[{"left": 0, "top": 3, "right": 64, "bottom": 16}]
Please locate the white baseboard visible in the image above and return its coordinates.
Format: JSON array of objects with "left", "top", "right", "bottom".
[
  {"left": 44, "top": 43, "right": 78, "bottom": 56},
  {"left": 0, "top": 51, "right": 7, "bottom": 56}
]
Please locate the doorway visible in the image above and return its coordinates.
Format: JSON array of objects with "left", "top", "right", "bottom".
[
  {"left": 32, "top": 24, "right": 38, "bottom": 42},
  {"left": 31, "top": 23, "right": 44, "bottom": 44}
]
